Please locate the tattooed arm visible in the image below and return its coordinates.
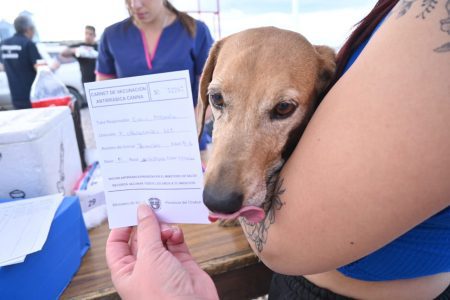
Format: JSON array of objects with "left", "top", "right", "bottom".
[
  {"left": 240, "top": 0, "right": 450, "bottom": 275},
  {"left": 435, "top": 0, "right": 450, "bottom": 51}
]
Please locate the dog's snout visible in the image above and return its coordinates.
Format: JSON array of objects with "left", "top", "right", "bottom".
[{"left": 203, "top": 185, "right": 243, "bottom": 214}]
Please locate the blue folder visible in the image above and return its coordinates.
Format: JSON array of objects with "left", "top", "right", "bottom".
[{"left": 0, "top": 196, "right": 90, "bottom": 299}]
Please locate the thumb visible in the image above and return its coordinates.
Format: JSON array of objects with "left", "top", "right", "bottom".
[{"left": 136, "top": 204, "right": 164, "bottom": 256}]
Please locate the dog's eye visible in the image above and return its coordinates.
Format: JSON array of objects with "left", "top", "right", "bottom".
[
  {"left": 271, "top": 101, "right": 297, "bottom": 119},
  {"left": 209, "top": 93, "right": 225, "bottom": 109}
]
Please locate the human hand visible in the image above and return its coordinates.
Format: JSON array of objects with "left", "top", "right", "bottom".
[
  {"left": 49, "top": 59, "right": 60, "bottom": 71},
  {"left": 106, "top": 204, "right": 219, "bottom": 300}
]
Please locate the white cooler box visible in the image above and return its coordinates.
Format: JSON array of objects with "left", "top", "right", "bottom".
[{"left": 0, "top": 107, "right": 82, "bottom": 199}]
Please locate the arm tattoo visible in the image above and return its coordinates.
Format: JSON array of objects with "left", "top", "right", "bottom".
[
  {"left": 240, "top": 178, "right": 285, "bottom": 253},
  {"left": 396, "top": 0, "right": 450, "bottom": 52},
  {"left": 435, "top": 0, "right": 450, "bottom": 52},
  {"left": 417, "top": 0, "right": 439, "bottom": 19},
  {"left": 396, "top": 0, "right": 418, "bottom": 18},
  {"left": 397, "top": 0, "right": 438, "bottom": 18}
]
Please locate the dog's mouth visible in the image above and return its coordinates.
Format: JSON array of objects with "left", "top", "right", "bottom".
[
  {"left": 207, "top": 161, "right": 284, "bottom": 225},
  {"left": 208, "top": 206, "right": 266, "bottom": 224}
]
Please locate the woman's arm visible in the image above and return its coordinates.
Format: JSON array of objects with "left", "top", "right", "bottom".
[
  {"left": 60, "top": 47, "right": 75, "bottom": 58},
  {"left": 96, "top": 29, "right": 117, "bottom": 81},
  {"left": 242, "top": 1, "right": 450, "bottom": 275},
  {"left": 96, "top": 72, "right": 116, "bottom": 81}
]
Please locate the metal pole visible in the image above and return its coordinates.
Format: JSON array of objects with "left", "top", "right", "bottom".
[{"left": 217, "top": 0, "right": 221, "bottom": 38}]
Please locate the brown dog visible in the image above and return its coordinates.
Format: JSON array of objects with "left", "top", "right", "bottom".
[{"left": 197, "top": 27, "right": 336, "bottom": 224}]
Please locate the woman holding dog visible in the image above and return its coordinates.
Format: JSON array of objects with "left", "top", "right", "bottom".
[
  {"left": 106, "top": 0, "right": 450, "bottom": 299},
  {"left": 96, "top": 0, "right": 213, "bottom": 149}
]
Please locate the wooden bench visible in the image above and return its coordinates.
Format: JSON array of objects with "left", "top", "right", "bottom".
[{"left": 62, "top": 222, "right": 273, "bottom": 300}]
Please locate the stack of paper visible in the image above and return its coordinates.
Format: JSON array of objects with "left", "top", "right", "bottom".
[{"left": 0, "top": 194, "right": 63, "bottom": 267}]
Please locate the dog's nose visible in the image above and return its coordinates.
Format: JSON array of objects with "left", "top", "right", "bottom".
[{"left": 203, "top": 185, "right": 244, "bottom": 214}]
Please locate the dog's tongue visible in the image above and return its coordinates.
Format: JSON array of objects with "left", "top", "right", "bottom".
[{"left": 208, "top": 206, "right": 265, "bottom": 224}]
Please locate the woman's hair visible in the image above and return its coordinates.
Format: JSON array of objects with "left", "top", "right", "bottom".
[
  {"left": 163, "top": 0, "right": 196, "bottom": 37},
  {"left": 329, "top": 0, "right": 399, "bottom": 87},
  {"left": 126, "top": 0, "right": 196, "bottom": 37}
]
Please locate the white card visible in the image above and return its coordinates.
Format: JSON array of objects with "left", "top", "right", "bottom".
[{"left": 85, "top": 71, "right": 209, "bottom": 228}]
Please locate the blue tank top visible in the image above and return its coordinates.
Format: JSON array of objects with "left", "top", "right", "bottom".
[{"left": 336, "top": 17, "right": 450, "bottom": 282}]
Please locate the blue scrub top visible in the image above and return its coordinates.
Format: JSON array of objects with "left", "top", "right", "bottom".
[{"left": 97, "top": 17, "right": 214, "bottom": 107}]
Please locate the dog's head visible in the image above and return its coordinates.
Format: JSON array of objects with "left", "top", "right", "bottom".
[{"left": 198, "top": 27, "right": 336, "bottom": 223}]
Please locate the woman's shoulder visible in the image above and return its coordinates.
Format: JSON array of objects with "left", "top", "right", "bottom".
[
  {"left": 192, "top": 19, "right": 213, "bottom": 42},
  {"left": 194, "top": 19, "right": 210, "bottom": 33},
  {"left": 168, "top": 17, "right": 211, "bottom": 41},
  {"left": 104, "top": 18, "right": 134, "bottom": 35}
]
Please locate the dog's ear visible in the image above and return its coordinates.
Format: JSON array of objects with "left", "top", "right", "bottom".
[
  {"left": 197, "top": 39, "right": 224, "bottom": 141},
  {"left": 314, "top": 45, "right": 336, "bottom": 97}
]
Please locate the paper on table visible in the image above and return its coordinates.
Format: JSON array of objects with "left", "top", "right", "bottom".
[
  {"left": 1, "top": 256, "right": 26, "bottom": 267},
  {"left": 85, "top": 70, "right": 210, "bottom": 228},
  {"left": 0, "top": 194, "right": 63, "bottom": 267}
]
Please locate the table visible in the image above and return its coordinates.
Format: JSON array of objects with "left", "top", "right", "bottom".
[{"left": 61, "top": 222, "right": 273, "bottom": 300}]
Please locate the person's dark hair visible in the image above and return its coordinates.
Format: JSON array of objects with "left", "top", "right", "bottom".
[
  {"left": 85, "top": 25, "right": 96, "bottom": 35},
  {"left": 329, "top": 0, "right": 399, "bottom": 88},
  {"left": 14, "top": 15, "right": 35, "bottom": 35}
]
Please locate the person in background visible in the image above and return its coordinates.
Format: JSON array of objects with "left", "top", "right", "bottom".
[
  {"left": 106, "top": 0, "right": 450, "bottom": 299},
  {"left": 59, "top": 26, "right": 96, "bottom": 169},
  {"left": 0, "top": 15, "right": 41, "bottom": 109},
  {"left": 96, "top": 0, "right": 214, "bottom": 150},
  {"left": 60, "top": 25, "right": 98, "bottom": 87}
]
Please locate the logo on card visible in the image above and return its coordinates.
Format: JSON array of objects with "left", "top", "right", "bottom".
[
  {"left": 9, "top": 189, "right": 26, "bottom": 199},
  {"left": 147, "top": 197, "right": 161, "bottom": 210}
]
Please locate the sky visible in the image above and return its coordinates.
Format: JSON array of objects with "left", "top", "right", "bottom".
[{"left": 0, "top": 0, "right": 377, "bottom": 48}]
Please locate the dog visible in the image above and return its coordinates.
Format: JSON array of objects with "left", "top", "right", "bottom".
[{"left": 197, "top": 27, "right": 336, "bottom": 225}]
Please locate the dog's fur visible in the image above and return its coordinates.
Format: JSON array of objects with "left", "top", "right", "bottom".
[{"left": 198, "top": 27, "right": 336, "bottom": 218}]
